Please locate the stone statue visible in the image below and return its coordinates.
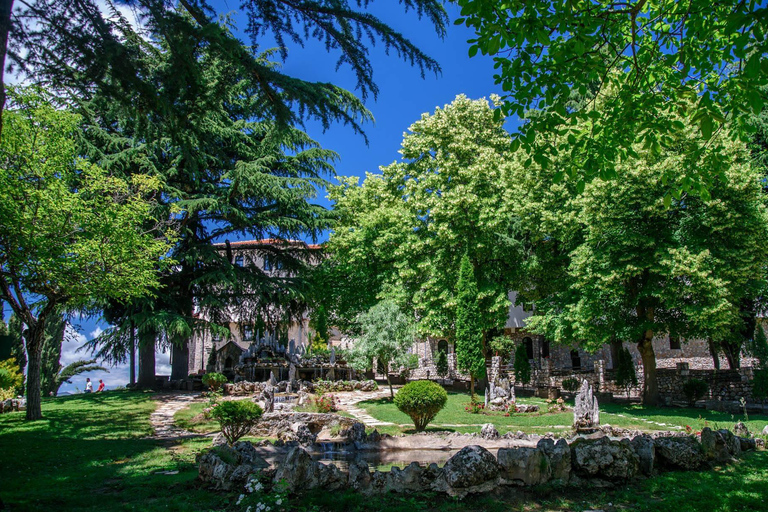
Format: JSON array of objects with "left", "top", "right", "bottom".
[
  {"left": 269, "top": 370, "right": 278, "bottom": 386},
  {"left": 289, "top": 363, "right": 297, "bottom": 383},
  {"left": 330, "top": 347, "right": 336, "bottom": 365},
  {"left": 573, "top": 379, "right": 600, "bottom": 429},
  {"left": 262, "top": 385, "right": 275, "bottom": 413},
  {"left": 289, "top": 338, "right": 296, "bottom": 355}
]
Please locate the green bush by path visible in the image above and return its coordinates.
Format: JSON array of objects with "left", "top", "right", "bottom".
[
  {"left": 394, "top": 380, "right": 448, "bottom": 431},
  {"left": 208, "top": 399, "right": 263, "bottom": 444},
  {"left": 201, "top": 372, "right": 227, "bottom": 392}
]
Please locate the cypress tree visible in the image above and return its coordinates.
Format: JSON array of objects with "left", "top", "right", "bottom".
[
  {"left": 39, "top": 315, "right": 66, "bottom": 397},
  {"left": 455, "top": 253, "right": 486, "bottom": 399},
  {"left": 513, "top": 342, "right": 532, "bottom": 386},
  {"left": 615, "top": 346, "right": 638, "bottom": 398}
]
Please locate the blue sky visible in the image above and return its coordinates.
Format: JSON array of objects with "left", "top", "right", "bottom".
[{"left": 53, "top": 2, "right": 510, "bottom": 393}]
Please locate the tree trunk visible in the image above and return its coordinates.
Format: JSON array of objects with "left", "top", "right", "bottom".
[
  {"left": 170, "top": 342, "right": 189, "bottom": 380},
  {"left": 24, "top": 321, "right": 45, "bottom": 421},
  {"left": 137, "top": 330, "right": 156, "bottom": 389},
  {"left": 129, "top": 322, "right": 136, "bottom": 387},
  {"left": 707, "top": 338, "right": 721, "bottom": 370},
  {"left": 386, "top": 372, "right": 393, "bottom": 400},
  {"left": 0, "top": 0, "right": 13, "bottom": 138},
  {"left": 637, "top": 330, "right": 659, "bottom": 406},
  {"left": 721, "top": 339, "right": 741, "bottom": 369},
  {"left": 470, "top": 374, "right": 475, "bottom": 401}
]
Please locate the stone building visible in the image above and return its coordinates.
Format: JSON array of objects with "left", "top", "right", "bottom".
[{"left": 186, "top": 239, "right": 330, "bottom": 375}]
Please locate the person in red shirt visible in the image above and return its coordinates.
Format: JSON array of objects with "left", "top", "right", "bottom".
[{"left": 96, "top": 379, "right": 105, "bottom": 392}]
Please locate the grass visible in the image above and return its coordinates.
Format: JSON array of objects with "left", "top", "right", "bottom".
[
  {"left": 0, "top": 390, "right": 227, "bottom": 512},
  {"left": 357, "top": 391, "right": 768, "bottom": 435},
  {"left": 174, "top": 401, "right": 219, "bottom": 434},
  {"left": 1, "top": 390, "right": 767, "bottom": 512}
]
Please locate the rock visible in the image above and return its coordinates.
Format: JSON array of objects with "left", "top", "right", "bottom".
[
  {"left": 701, "top": 428, "right": 732, "bottom": 462},
  {"left": 762, "top": 425, "right": 768, "bottom": 437},
  {"left": 269, "top": 371, "right": 278, "bottom": 386},
  {"left": 573, "top": 380, "right": 600, "bottom": 429},
  {"left": 630, "top": 435, "right": 655, "bottom": 476},
  {"left": 211, "top": 433, "right": 227, "bottom": 447},
  {"left": 385, "top": 462, "right": 423, "bottom": 493},
  {"left": 433, "top": 445, "right": 500, "bottom": 497},
  {"left": 717, "top": 429, "right": 742, "bottom": 458},
  {"left": 515, "top": 404, "right": 540, "bottom": 413},
  {"left": 347, "top": 460, "right": 372, "bottom": 492},
  {"left": 292, "top": 422, "right": 317, "bottom": 446},
  {"left": 367, "top": 430, "right": 381, "bottom": 443},
  {"left": 755, "top": 438, "right": 765, "bottom": 450},
  {"left": 538, "top": 438, "right": 571, "bottom": 484},
  {"left": 570, "top": 437, "right": 639, "bottom": 481},
  {"left": 654, "top": 436, "right": 705, "bottom": 470},
  {"left": 273, "top": 446, "right": 322, "bottom": 492},
  {"left": 197, "top": 443, "right": 267, "bottom": 491},
  {"left": 345, "top": 422, "right": 367, "bottom": 444},
  {"left": 738, "top": 436, "right": 756, "bottom": 452},
  {"left": 480, "top": 423, "right": 500, "bottom": 440},
  {"left": 497, "top": 447, "right": 551, "bottom": 486},
  {"left": 733, "top": 421, "right": 750, "bottom": 438}
]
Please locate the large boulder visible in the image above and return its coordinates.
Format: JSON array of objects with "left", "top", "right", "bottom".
[
  {"left": 347, "top": 460, "right": 372, "bottom": 492},
  {"left": 344, "top": 422, "right": 367, "bottom": 444},
  {"left": 537, "top": 438, "right": 571, "bottom": 484},
  {"left": 570, "top": 436, "right": 639, "bottom": 481},
  {"left": 273, "top": 446, "right": 323, "bottom": 492},
  {"left": 197, "top": 443, "right": 268, "bottom": 491},
  {"left": 654, "top": 436, "right": 705, "bottom": 470},
  {"left": 497, "top": 447, "right": 551, "bottom": 486},
  {"left": 701, "top": 428, "right": 732, "bottom": 463},
  {"left": 630, "top": 435, "right": 656, "bottom": 476},
  {"left": 433, "top": 445, "right": 500, "bottom": 497},
  {"left": 292, "top": 422, "right": 317, "bottom": 446},
  {"left": 716, "top": 429, "right": 742, "bottom": 458},
  {"left": 384, "top": 462, "right": 424, "bottom": 493},
  {"left": 573, "top": 380, "right": 600, "bottom": 429}
]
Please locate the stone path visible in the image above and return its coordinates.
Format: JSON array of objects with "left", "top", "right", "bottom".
[
  {"left": 607, "top": 412, "right": 683, "bottom": 430},
  {"left": 149, "top": 392, "right": 206, "bottom": 441},
  {"left": 334, "top": 388, "right": 396, "bottom": 427}
]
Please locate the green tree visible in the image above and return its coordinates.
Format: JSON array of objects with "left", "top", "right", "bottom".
[
  {"left": 0, "top": 87, "right": 171, "bottom": 419},
  {"left": 347, "top": 300, "right": 415, "bottom": 399},
  {"left": 511, "top": 110, "right": 768, "bottom": 406},
  {"left": 434, "top": 347, "right": 449, "bottom": 382},
  {"left": 39, "top": 315, "right": 65, "bottom": 398},
  {"left": 455, "top": 1, "right": 768, "bottom": 198},
  {"left": 752, "top": 324, "right": 768, "bottom": 401},
  {"left": 1, "top": 0, "right": 447, "bottom": 138},
  {"left": 309, "top": 305, "right": 330, "bottom": 348},
  {"left": 455, "top": 253, "right": 486, "bottom": 399},
  {"left": 326, "top": 95, "right": 521, "bottom": 337},
  {"left": 513, "top": 342, "right": 531, "bottom": 386}
]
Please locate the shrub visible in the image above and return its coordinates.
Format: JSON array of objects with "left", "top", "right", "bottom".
[
  {"left": 202, "top": 372, "right": 227, "bottom": 392},
  {"left": 489, "top": 335, "right": 516, "bottom": 359},
  {"left": 312, "top": 394, "right": 337, "bottom": 413},
  {"left": 394, "top": 380, "right": 448, "bottom": 431},
  {"left": 435, "top": 349, "right": 449, "bottom": 379},
  {"left": 562, "top": 378, "right": 580, "bottom": 392},
  {"left": 513, "top": 343, "right": 532, "bottom": 385},
  {"left": 682, "top": 378, "right": 709, "bottom": 404},
  {"left": 0, "top": 358, "right": 23, "bottom": 394},
  {"left": 208, "top": 400, "right": 263, "bottom": 444}
]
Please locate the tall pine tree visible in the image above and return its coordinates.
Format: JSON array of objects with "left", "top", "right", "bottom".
[{"left": 455, "top": 252, "right": 486, "bottom": 399}]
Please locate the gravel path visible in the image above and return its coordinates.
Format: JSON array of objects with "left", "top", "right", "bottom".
[{"left": 149, "top": 392, "right": 206, "bottom": 441}]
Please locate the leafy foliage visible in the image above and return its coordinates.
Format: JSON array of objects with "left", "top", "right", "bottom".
[
  {"left": 455, "top": 0, "right": 768, "bottom": 198},
  {"left": 434, "top": 348, "right": 449, "bottom": 380},
  {"left": 683, "top": 379, "right": 709, "bottom": 405},
  {"left": 561, "top": 378, "right": 580, "bottom": 393},
  {"left": 346, "top": 300, "right": 415, "bottom": 398},
  {"left": 202, "top": 373, "right": 227, "bottom": 392},
  {"left": 455, "top": 253, "right": 486, "bottom": 397},
  {"left": 0, "top": 87, "right": 171, "bottom": 419},
  {"left": 490, "top": 335, "right": 517, "bottom": 360},
  {"left": 513, "top": 343, "right": 532, "bottom": 386},
  {"left": 614, "top": 347, "right": 638, "bottom": 397},
  {"left": 0, "top": 359, "right": 23, "bottom": 395},
  {"left": 393, "top": 380, "right": 448, "bottom": 431},
  {"left": 53, "top": 360, "right": 108, "bottom": 397},
  {"left": 208, "top": 400, "right": 264, "bottom": 445},
  {"left": 752, "top": 325, "right": 768, "bottom": 401},
  {"left": 324, "top": 95, "right": 520, "bottom": 335}
]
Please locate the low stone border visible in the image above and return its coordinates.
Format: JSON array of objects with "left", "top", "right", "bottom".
[
  {"left": 198, "top": 426, "right": 764, "bottom": 497},
  {"left": 0, "top": 398, "right": 26, "bottom": 414}
]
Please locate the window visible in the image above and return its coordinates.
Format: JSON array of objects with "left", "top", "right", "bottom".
[
  {"left": 541, "top": 340, "right": 550, "bottom": 359},
  {"left": 234, "top": 255, "right": 244, "bottom": 267},
  {"left": 243, "top": 325, "right": 254, "bottom": 341},
  {"left": 570, "top": 350, "right": 581, "bottom": 370},
  {"left": 669, "top": 336, "right": 681, "bottom": 350},
  {"left": 523, "top": 337, "right": 534, "bottom": 360},
  {"left": 437, "top": 339, "right": 448, "bottom": 354},
  {"left": 263, "top": 256, "right": 272, "bottom": 271}
]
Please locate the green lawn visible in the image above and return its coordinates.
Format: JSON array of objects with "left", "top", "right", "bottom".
[
  {"left": 1, "top": 390, "right": 767, "bottom": 512},
  {"left": 174, "top": 401, "right": 219, "bottom": 434},
  {"left": 357, "top": 391, "right": 768, "bottom": 435}
]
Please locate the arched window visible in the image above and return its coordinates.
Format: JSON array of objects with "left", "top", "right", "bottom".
[
  {"left": 437, "top": 339, "right": 448, "bottom": 354},
  {"left": 541, "top": 339, "right": 550, "bottom": 359},
  {"left": 234, "top": 255, "right": 244, "bottom": 267},
  {"left": 570, "top": 350, "right": 581, "bottom": 370},
  {"left": 523, "top": 337, "right": 534, "bottom": 360}
]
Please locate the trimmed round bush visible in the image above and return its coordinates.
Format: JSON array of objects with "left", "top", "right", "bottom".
[
  {"left": 208, "top": 400, "right": 263, "bottom": 444},
  {"left": 394, "top": 380, "right": 448, "bottom": 431},
  {"left": 202, "top": 372, "right": 227, "bottom": 392}
]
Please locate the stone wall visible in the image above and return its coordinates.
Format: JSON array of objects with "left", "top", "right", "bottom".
[{"left": 199, "top": 428, "right": 761, "bottom": 497}]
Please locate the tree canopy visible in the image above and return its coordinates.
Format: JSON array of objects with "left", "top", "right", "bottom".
[
  {"left": 0, "top": 87, "right": 171, "bottom": 418},
  {"left": 454, "top": 0, "right": 768, "bottom": 198}
]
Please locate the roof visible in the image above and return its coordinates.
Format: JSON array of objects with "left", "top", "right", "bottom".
[{"left": 213, "top": 239, "right": 323, "bottom": 250}]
